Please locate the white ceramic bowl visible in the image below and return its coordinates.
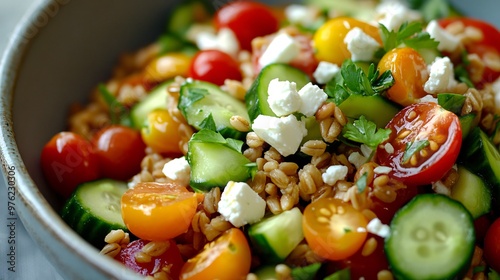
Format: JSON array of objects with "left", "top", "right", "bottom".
[{"left": 0, "top": 0, "right": 499, "bottom": 279}]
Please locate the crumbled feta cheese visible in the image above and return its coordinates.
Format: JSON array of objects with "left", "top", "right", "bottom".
[
  {"left": 252, "top": 115, "right": 307, "bottom": 157},
  {"left": 297, "top": 82, "right": 328, "bottom": 117},
  {"left": 432, "top": 180, "right": 451, "bottom": 196},
  {"left": 284, "top": 4, "right": 320, "bottom": 27},
  {"left": 195, "top": 27, "right": 240, "bottom": 57},
  {"left": 374, "top": 166, "right": 392, "bottom": 175},
  {"left": 424, "top": 57, "right": 458, "bottom": 94},
  {"left": 313, "top": 61, "right": 340, "bottom": 84},
  {"left": 375, "top": 1, "right": 422, "bottom": 31},
  {"left": 419, "top": 94, "right": 438, "bottom": 103},
  {"left": 186, "top": 24, "right": 216, "bottom": 43},
  {"left": 426, "top": 20, "right": 460, "bottom": 53},
  {"left": 162, "top": 157, "right": 191, "bottom": 187},
  {"left": 344, "top": 27, "right": 381, "bottom": 62},
  {"left": 322, "top": 165, "right": 349, "bottom": 186},
  {"left": 384, "top": 143, "right": 395, "bottom": 154},
  {"left": 218, "top": 181, "right": 266, "bottom": 227},
  {"left": 366, "top": 218, "right": 391, "bottom": 238},
  {"left": 258, "top": 32, "right": 301, "bottom": 68},
  {"left": 267, "top": 78, "right": 301, "bottom": 116},
  {"left": 348, "top": 152, "right": 367, "bottom": 169}
]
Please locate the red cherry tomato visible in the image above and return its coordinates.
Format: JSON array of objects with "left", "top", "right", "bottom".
[
  {"left": 439, "top": 17, "right": 500, "bottom": 85},
  {"left": 376, "top": 102, "right": 462, "bottom": 187},
  {"left": 40, "top": 132, "right": 100, "bottom": 198},
  {"left": 484, "top": 217, "right": 500, "bottom": 272},
  {"left": 326, "top": 235, "right": 389, "bottom": 280},
  {"left": 115, "top": 239, "right": 184, "bottom": 278},
  {"left": 188, "top": 50, "right": 242, "bottom": 86},
  {"left": 215, "top": 1, "right": 279, "bottom": 51},
  {"left": 92, "top": 125, "right": 146, "bottom": 181},
  {"left": 369, "top": 184, "right": 422, "bottom": 225}
]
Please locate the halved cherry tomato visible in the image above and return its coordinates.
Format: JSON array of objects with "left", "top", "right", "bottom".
[
  {"left": 303, "top": 197, "right": 368, "bottom": 261},
  {"left": 313, "top": 17, "right": 381, "bottom": 65},
  {"left": 180, "top": 228, "right": 251, "bottom": 280},
  {"left": 141, "top": 109, "right": 183, "bottom": 156},
  {"left": 378, "top": 47, "right": 429, "bottom": 106},
  {"left": 188, "top": 50, "right": 242, "bottom": 86},
  {"left": 121, "top": 182, "right": 200, "bottom": 241},
  {"left": 215, "top": 1, "right": 279, "bottom": 51},
  {"left": 439, "top": 17, "right": 500, "bottom": 86},
  {"left": 115, "top": 239, "right": 184, "bottom": 278},
  {"left": 92, "top": 125, "right": 146, "bottom": 181},
  {"left": 369, "top": 184, "right": 421, "bottom": 225},
  {"left": 484, "top": 217, "right": 500, "bottom": 272},
  {"left": 143, "top": 53, "right": 191, "bottom": 84},
  {"left": 326, "top": 234, "right": 389, "bottom": 280},
  {"left": 40, "top": 132, "right": 100, "bottom": 198},
  {"left": 376, "top": 102, "right": 462, "bottom": 187}
]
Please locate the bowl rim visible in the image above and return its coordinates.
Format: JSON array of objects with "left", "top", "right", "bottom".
[{"left": 0, "top": 1, "right": 141, "bottom": 279}]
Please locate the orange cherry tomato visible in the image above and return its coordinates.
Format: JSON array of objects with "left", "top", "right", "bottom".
[
  {"left": 180, "top": 228, "right": 251, "bottom": 280},
  {"left": 121, "top": 182, "right": 200, "bottom": 241},
  {"left": 115, "top": 239, "right": 184, "bottom": 278},
  {"left": 313, "top": 17, "right": 382, "bottom": 65},
  {"left": 144, "top": 53, "right": 191, "bottom": 84},
  {"left": 40, "top": 132, "right": 100, "bottom": 198},
  {"left": 378, "top": 47, "right": 429, "bottom": 106},
  {"left": 376, "top": 102, "right": 462, "bottom": 187},
  {"left": 141, "top": 109, "right": 183, "bottom": 156},
  {"left": 303, "top": 197, "right": 368, "bottom": 261}
]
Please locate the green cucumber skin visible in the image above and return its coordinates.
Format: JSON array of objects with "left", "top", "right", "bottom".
[
  {"left": 385, "top": 194, "right": 475, "bottom": 280},
  {"left": 459, "top": 127, "right": 500, "bottom": 203},
  {"left": 245, "top": 63, "right": 310, "bottom": 122},
  {"left": 60, "top": 179, "right": 128, "bottom": 248},
  {"left": 458, "top": 114, "right": 476, "bottom": 140},
  {"left": 130, "top": 80, "right": 173, "bottom": 129},
  {"left": 451, "top": 165, "right": 491, "bottom": 219},
  {"left": 337, "top": 95, "right": 400, "bottom": 128}
]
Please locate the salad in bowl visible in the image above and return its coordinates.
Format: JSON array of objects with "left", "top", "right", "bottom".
[{"left": 38, "top": 0, "right": 500, "bottom": 279}]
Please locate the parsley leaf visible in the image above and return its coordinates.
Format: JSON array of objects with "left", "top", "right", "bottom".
[
  {"left": 98, "top": 84, "right": 131, "bottom": 126},
  {"left": 324, "top": 267, "right": 351, "bottom": 280},
  {"left": 380, "top": 21, "right": 439, "bottom": 53},
  {"left": 356, "top": 172, "right": 368, "bottom": 193},
  {"left": 403, "top": 140, "right": 430, "bottom": 164},
  {"left": 291, "top": 263, "right": 322, "bottom": 280},
  {"left": 343, "top": 116, "right": 392, "bottom": 148},
  {"left": 178, "top": 87, "right": 207, "bottom": 117}
]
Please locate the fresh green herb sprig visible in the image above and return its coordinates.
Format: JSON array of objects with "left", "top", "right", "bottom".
[
  {"left": 343, "top": 116, "right": 392, "bottom": 149},
  {"left": 98, "top": 84, "right": 132, "bottom": 127},
  {"left": 378, "top": 21, "right": 439, "bottom": 54},
  {"left": 403, "top": 140, "right": 430, "bottom": 164}
]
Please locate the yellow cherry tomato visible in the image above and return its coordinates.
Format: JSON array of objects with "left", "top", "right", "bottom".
[
  {"left": 313, "top": 17, "right": 381, "bottom": 65},
  {"left": 303, "top": 197, "right": 368, "bottom": 261},
  {"left": 143, "top": 53, "right": 191, "bottom": 83},
  {"left": 121, "top": 182, "right": 200, "bottom": 241},
  {"left": 141, "top": 108, "right": 183, "bottom": 156},
  {"left": 180, "top": 228, "right": 252, "bottom": 280},
  {"left": 378, "top": 47, "right": 429, "bottom": 106}
]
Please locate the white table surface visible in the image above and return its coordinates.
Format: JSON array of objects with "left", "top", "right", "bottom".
[{"left": 0, "top": 1, "right": 64, "bottom": 279}]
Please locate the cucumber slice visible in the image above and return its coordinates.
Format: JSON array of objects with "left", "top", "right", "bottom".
[
  {"left": 248, "top": 207, "right": 304, "bottom": 263},
  {"left": 187, "top": 130, "right": 253, "bottom": 191},
  {"left": 459, "top": 114, "right": 476, "bottom": 140},
  {"left": 246, "top": 63, "right": 310, "bottom": 122},
  {"left": 451, "top": 165, "right": 491, "bottom": 219},
  {"left": 130, "top": 80, "right": 174, "bottom": 129},
  {"left": 385, "top": 194, "right": 475, "bottom": 280},
  {"left": 178, "top": 80, "right": 250, "bottom": 139},
  {"left": 337, "top": 95, "right": 400, "bottom": 128},
  {"left": 60, "top": 179, "right": 128, "bottom": 248},
  {"left": 459, "top": 127, "right": 500, "bottom": 200}
]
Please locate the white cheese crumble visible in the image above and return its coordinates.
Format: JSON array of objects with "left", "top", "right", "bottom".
[
  {"left": 267, "top": 78, "right": 301, "bottom": 116},
  {"left": 344, "top": 27, "right": 381, "bottom": 62},
  {"left": 258, "top": 32, "right": 301, "bottom": 68},
  {"left": 322, "top": 165, "right": 349, "bottom": 186},
  {"left": 195, "top": 27, "right": 240, "bottom": 57},
  {"left": 313, "top": 61, "right": 341, "bottom": 84},
  {"left": 375, "top": 1, "right": 422, "bottom": 31},
  {"left": 284, "top": 4, "right": 320, "bottom": 27},
  {"left": 218, "top": 181, "right": 266, "bottom": 227},
  {"left": 424, "top": 57, "right": 458, "bottom": 94},
  {"left": 348, "top": 152, "right": 367, "bottom": 169},
  {"left": 162, "top": 157, "right": 191, "bottom": 187},
  {"left": 426, "top": 20, "right": 460, "bottom": 53},
  {"left": 298, "top": 82, "right": 328, "bottom": 117},
  {"left": 252, "top": 115, "right": 307, "bottom": 157},
  {"left": 366, "top": 218, "right": 391, "bottom": 238},
  {"left": 432, "top": 180, "right": 451, "bottom": 196},
  {"left": 419, "top": 94, "right": 438, "bottom": 104},
  {"left": 374, "top": 166, "right": 392, "bottom": 175}
]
